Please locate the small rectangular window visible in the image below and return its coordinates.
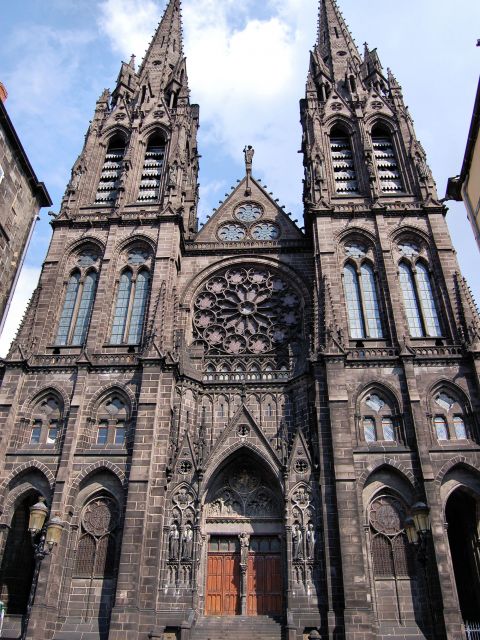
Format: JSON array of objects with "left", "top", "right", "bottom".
[
  {"left": 115, "top": 423, "right": 126, "bottom": 445},
  {"left": 97, "top": 424, "right": 109, "bottom": 445},
  {"left": 453, "top": 416, "right": 467, "bottom": 440},
  {"left": 363, "top": 417, "right": 376, "bottom": 442},
  {"left": 0, "top": 164, "right": 4, "bottom": 185},
  {"left": 47, "top": 422, "right": 58, "bottom": 444},
  {"left": 382, "top": 418, "right": 395, "bottom": 442},
  {"left": 30, "top": 423, "right": 42, "bottom": 444},
  {"left": 434, "top": 416, "right": 449, "bottom": 441}
]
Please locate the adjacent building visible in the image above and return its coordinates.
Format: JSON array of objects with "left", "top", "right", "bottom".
[
  {"left": 0, "top": 87, "right": 52, "bottom": 335},
  {"left": 0, "top": 1, "right": 479, "bottom": 639},
  {"left": 446, "top": 78, "right": 480, "bottom": 249}
]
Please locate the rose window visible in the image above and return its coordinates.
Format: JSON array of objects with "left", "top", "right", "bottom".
[
  {"left": 218, "top": 223, "right": 246, "bottom": 242},
  {"left": 251, "top": 222, "right": 280, "bottom": 241},
  {"left": 193, "top": 267, "right": 302, "bottom": 355},
  {"left": 235, "top": 203, "right": 263, "bottom": 223}
]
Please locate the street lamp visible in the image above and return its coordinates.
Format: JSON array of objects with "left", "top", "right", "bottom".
[
  {"left": 405, "top": 502, "right": 436, "bottom": 638},
  {"left": 20, "top": 497, "right": 64, "bottom": 640}
]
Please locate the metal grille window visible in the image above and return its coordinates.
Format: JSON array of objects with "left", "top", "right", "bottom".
[
  {"left": 330, "top": 130, "right": 358, "bottom": 194},
  {"left": 110, "top": 268, "right": 150, "bottom": 345},
  {"left": 95, "top": 136, "right": 126, "bottom": 204},
  {"left": 399, "top": 261, "right": 441, "bottom": 338},
  {"left": 372, "top": 127, "right": 402, "bottom": 193},
  {"left": 74, "top": 496, "right": 119, "bottom": 579},
  {"left": 433, "top": 391, "right": 470, "bottom": 442},
  {"left": 343, "top": 262, "right": 383, "bottom": 339},
  {"left": 138, "top": 135, "right": 165, "bottom": 202}
]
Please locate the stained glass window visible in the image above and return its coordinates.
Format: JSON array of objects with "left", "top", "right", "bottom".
[
  {"left": 344, "top": 263, "right": 365, "bottom": 339},
  {"left": 399, "top": 262, "right": 423, "bottom": 337},
  {"left": 416, "top": 263, "right": 441, "bottom": 337},
  {"left": 364, "top": 417, "right": 376, "bottom": 442},
  {"left": 71, "top": 272, "right": 98, "bottom": 346},
  {"left": 127, "top": 269, "right": 150, "bottom": 344},
  {"left": 56, "top": 272, "right": 80, "bottom": 345},
  {"left": 361, "top": 263, "right": 383, "bottom": 338},
  {"left": 110, "top": 271, "right": 132, "bottom": 345},
  {"left": 382, "top": 417, "right": 395, "bottom": 442}
]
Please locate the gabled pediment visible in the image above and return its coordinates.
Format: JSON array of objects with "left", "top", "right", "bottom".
[{"left": 195, "top": 176, "right": 303, "bottom": 244}]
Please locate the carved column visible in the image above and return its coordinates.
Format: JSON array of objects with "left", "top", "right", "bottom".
[{"left": 239, "top": 533, "right": 250, "bottom": 616}]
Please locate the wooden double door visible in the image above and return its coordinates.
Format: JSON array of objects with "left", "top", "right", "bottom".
[{"left": 206, "top": 536, "right": 282, "bottom": 616}]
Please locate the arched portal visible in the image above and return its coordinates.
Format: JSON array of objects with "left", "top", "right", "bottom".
[
  {"left": 0, "top": 493, "right": 37, "bottom": 614},
  {"left": 446, "top": 488, "right": 480, "bottom": 625},
  {"left": 203, "top": 453, "right": 284, "bottom": 617}
]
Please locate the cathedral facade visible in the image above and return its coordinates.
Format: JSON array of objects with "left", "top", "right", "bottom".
[{"left": 0, "top": 1, "right": 479, "bottom": 639}]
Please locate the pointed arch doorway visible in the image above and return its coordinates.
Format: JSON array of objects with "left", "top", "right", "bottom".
[{"left": 203, "top": 454, "right": 284, "bottom": 617}]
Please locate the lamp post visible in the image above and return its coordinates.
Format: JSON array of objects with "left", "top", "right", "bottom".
[
  {"left": 20, "top": 497, "right": 64, "bottom": 640},
  {"left": 405, "top": 502, "right": 436, "bottom": 639}
]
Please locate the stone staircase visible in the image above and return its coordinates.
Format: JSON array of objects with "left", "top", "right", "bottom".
[{"left": 191, "top": 615, "right": 284, "bottom": 640}]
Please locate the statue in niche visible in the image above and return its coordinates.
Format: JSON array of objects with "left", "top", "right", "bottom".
[
  {"left": 168, "top": 523, "right": 180, "bottom": 560},
  {"left": 182, "top": 523, "right": 194, "bottom": 560},
  {"left": 292, "top": 523, "right": 303, "bottom": 560},
  {"left": 306, "top": 523, "right": 316, "bottom": 559}
]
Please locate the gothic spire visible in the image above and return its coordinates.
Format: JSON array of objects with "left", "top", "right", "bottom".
[
  {"left": 316, "top": 0, "right": 362, "bottom": 87},
  {"left": 137, "top": 0, "right": 185, "bottom": 95}
]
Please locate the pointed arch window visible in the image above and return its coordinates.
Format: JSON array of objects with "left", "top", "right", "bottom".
[
  {"left": 432, "top": 390, "right": 471, "bottom": 442},
  {"left": 56, "top": 270, "right": 98, "bottom": 346},
  {"left": 95, "top": 135, "right": 126, "bottom": 204},
  {"left": 372, "top": 124, "right": 402, "bottom": 192},
  {"left": 343, "top": 262, "right": 383, "bottom": 339},
  {"left": 330, "top": 126, "right": 359, "bottom": 194},
  {"left": 369, "top": 495, "right": 412, "bottom": 579},
  {"left": 110, "top": 268, "right": 150, "bottom": 345},
  {"left": 360, "top": 392, "right": 401, "bottom": 444},
  {"left": 74, "top": 496, "right": 119, "bottom": 579},
  {"left": 399, "top": 261, "right": 441, "bottom": 338},
  {"left": 138, "top": 133, "right": 165, "bottom": 202}
]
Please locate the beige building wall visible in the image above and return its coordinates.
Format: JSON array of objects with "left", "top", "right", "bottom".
[{"left": 464, "top": 129, "right": 480, "bottom": 245}]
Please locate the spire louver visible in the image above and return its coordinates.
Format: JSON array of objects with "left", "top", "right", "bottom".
[
  {"left": 330, "top": 135, "right": 359, "bottom": 193},
  {"left": 95, "top": 144, "right": 125, "bottom": 204},
  {"left": 373, "top": 137, "right": 402, "bottom": 193},
  {"left": 138, "top": 140, "right": 165, "bottom": 202}
]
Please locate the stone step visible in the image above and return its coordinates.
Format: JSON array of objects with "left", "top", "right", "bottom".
[{"left": 191, "top": 615, "right": 284, "bottom": 640}]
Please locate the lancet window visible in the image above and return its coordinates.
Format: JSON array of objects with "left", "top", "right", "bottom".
[
  {"left": 95, "top": 134, "right": 126, "bottom": 204},
  {"left": 93, "top": 395, "right": 129, "bottom": 447},
  {"left": 330, "top": 126, "right": 359, "bottom": 194},
  {"left": 432, "top": 389, "right": 470, "bottom": 442},
  {"left": 138, "top": 133, "right": 165, "bottom": 202},
  {"left": 110, "top": 246, "right": 152, "bottom": 345},
  {"left": 342, "top": 243, "right": 383, "bottom": 340},
  {"left": 56, "top": 248, "right": 101, "bottom": 346},
  {"left": 74, "top": 495, "right": 119, "bottom": 579},
  {"left": 372, "top": 124, "right": 402, "bottom": 193},
  {"left": 399, "top": 258, "right": 441, "bottom": 338}
]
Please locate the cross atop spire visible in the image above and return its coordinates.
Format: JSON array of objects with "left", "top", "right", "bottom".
[
  {"left": 138, "top": 0, "right": 185, "bottom": 94},
  {"left": 316, "top": 0, "right": 361, "bottom": 85}
]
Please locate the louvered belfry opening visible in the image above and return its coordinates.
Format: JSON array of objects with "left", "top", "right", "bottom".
[
  {"left": 138, "top": 133, "right": 165, "bottom": 202},
  {"left": 330, "top": 126, "right": 359, "bottom": 194},
  {"left": 372, "top": 125, "right": 403, "bottom": 193},
  {"left": 95, "top": 134, "right": 126, "bottom": 204}
]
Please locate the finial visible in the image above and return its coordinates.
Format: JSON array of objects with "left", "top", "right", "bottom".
[
  {"left": 243, "top": 145, "right": 254, "bottom": 196},
  {"left": 129, "top": 54, "right": 136, "bottom": 70}
]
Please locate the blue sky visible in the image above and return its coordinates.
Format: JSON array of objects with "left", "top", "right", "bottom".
[{"left": 1, "top": 0, "right": 479, "bottom": 354}]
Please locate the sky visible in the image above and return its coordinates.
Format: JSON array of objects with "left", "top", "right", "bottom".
[{"left": 0, "top": 0, "right": 479, "bottom": 356}]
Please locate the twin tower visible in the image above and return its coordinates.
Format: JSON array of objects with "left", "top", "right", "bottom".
[{"left": 0, "top": 1, "right": 479, "bottom": 639}]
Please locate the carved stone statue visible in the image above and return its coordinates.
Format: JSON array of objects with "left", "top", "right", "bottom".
[
  {"left": 292, "top": 523, "right": 303, "bottom": 560},
  {"left": 168, "top": 523, "right": 180, "bottom": 560},
  {"left": 243, "top": 145, "right": 255, "bottom": 169},
  {"left": 306, "top": 523, "right": 316, "bottom": 559},
  {"left": 239, "top": 532, "right": 250, "bottom": 564},
  {"left": 182, "top": 524, "right": 194, "bottom": 560}
]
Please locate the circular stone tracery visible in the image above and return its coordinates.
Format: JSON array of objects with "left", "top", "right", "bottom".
[{"left": 193, "top": 267, "right": 302, "bottom": 355}]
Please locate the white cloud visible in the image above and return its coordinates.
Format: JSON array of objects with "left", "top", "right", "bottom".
[
  {"left": 0, "top": 266, "right": 41, "bottom": 358},
  {"left": 98, "top": 0, "right": 159, "bottom": 59}
]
